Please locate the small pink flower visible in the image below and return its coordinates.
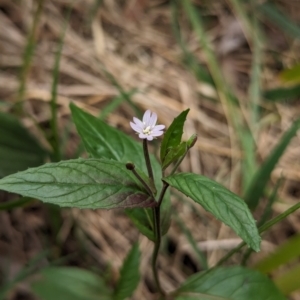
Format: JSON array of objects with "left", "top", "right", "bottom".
[{"left": 130, "top": 110, "right": 165, "bottom": 141}]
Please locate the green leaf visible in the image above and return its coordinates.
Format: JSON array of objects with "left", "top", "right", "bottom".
[
  {"left": 175, "top": 214, "right": 208, "bottom": 270},
  {"left": 254, "top": 233, "right": 300, "bottom": 274},
  {"left": 31, "top": 267, "right": 111, "bottom": 300},
  {"left": 160, "top": 109, "right": 190, "bottom": 162},
  {"left": 0, "top": 158, "right": 155, "bottom": 209},
  {"left": 244, "top": 118, "right": 300, "bottom": 210},
  {"left": 0, "top": 112, "right": 47, "bottom": 178},
  {"left": 263, "top": 85, "right": 300, "bottom": 102},
  {"left": 164, "top": 173, "right": 261, "bottom": 251},
  {"left": 175, "top": 266, "right": 286, "bottom": 300},
  {"left": 114, "top": 243, "right": 140, "bottom": 300},
  {"left": 70, "top": 104, "right": 171, "bottom": 238},
  {"left": 279, "top": 64, "right": 300, "bottom": 85},
  {"left": 125, "top": 208, "right": 154, "bottom": 241},
  {"left": 125, "top": 191, "right": 171, "bottom": 242},
  {"left": 274, "top": 263, "right": 300, "bottom": 295},
  {"left": 160, "top": 190, "right": 172, "bottom": 235},
  {"left": 162, "top": 142, "right": 187, "bottom": 170}
]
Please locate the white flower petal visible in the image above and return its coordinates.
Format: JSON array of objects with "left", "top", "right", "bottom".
[
  {"left": 143, "top": 110, "right": 151, "bottom": 124},
  {"left": 147, "top": 135, "right": 154, "bottom": 141},
  {"left": 151, "top": 131, "right": 164, "bottom": 137},
  {"left": 152, "top": 125, "right": 165, "bottom": 132},
  {"left": 130, "top": 110, "right": 165, "bottom": 141},
  {"left": 133, "top": 117, "right": 144, "bottom": 129},
  {"left": 139, "top": 133, "right": 147, "bottom": 139},
  {"left": 130, "top": 122, "right": 143, "bottom": 133},
  {"left": 149, "top": 112, "right": 157, "bottom": 127}
]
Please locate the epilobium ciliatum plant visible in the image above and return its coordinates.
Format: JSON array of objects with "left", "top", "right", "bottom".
[{"left": 0, "top": 104, "right": 287, "bottom": 299}]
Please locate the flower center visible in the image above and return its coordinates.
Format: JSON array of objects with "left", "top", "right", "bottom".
[{"left": 143, "top": 126, "right": 152, "bottom": 135}]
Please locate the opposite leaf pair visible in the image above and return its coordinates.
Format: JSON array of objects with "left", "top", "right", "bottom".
[{"left": 0, "top": 104, "right": 260, "bottom": 252}]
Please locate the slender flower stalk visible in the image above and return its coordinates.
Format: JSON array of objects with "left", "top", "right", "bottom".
[
  {"left": 126, "top": 163, "right": 154, "bottom": 197},
  {"left": 129, "top": 110, "right": 168, "bottom": 296},
  {"left": 143, "top": 139, "right": 154, "bottom": 183}
]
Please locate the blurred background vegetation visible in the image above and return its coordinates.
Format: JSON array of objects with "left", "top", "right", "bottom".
[{"left": 0, "top": 0, "right": 300, "bottom": 299}]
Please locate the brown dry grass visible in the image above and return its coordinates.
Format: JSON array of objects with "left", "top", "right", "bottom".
[{"left": 0, "top": 0, "right": 300, "bottom": 299}]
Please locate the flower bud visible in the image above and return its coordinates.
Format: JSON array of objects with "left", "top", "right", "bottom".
[
  {"left": 187, "top": 134, "right": 197, "bottom": 149},
  {"left": 126, "top": 162, "right": 135, "bottom": 170}
]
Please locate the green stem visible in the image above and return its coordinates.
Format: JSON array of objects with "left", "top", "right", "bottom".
[
  {"left": 152, "top": 206, "right": 164, "bottom": 296},
  {"left": 50, "top": 5, "right": 73, "bottom": 162},
  {"left": 216, "top": 201, "right": 300, "bottom": 266},
  {"left": 158, "top": 182, "right": 169, "bottom": 206},
  {"left": 143, "top": 139, "right": 154, "bottom": 182},
  {"left": 17, "top": 0, "right": 45, "bottom": 113},
  {"left": 169, "top": 135, "right": 197, "bottom": 176},
  {"left": 170, "top": 151, "right": 187, "bottom": 176},
  {"left": 142, "top": 139, "right": 169, "bottom": 296},
  {"left": 126, "top": 163, "right": 154, "bottom": 197},
  {"left": 151, "top": 182, "right": 169, "bottom": 297}
]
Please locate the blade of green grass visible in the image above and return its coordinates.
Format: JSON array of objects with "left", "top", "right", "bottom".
[
  {"left": 171, "top": 0, "right": 214, "bottom": 86},
  {"left": 98, "top": 66, "right": 141, "bottom": 118},
  {"left": 227, "top": 0, "right": 265, "bottom": 194},
  {"left": 85, "top": 0, "right": 103, "bottom": 27},
  {"left": 0, "top": 197, "right": 34, "bottom": 211},
  {"left": 216, "top": 201, "right": 300, "bottom": 267},
  {"left": 60, "top": 119, "right": 77, "bottom": 159},
  {"left": 17, "top": 0, "right": 45, "bottom": 113},
  {"left": 227, "top": 0, "right": 254, "bottom": 42},
  {"left": 257, "top": 178, "right": 283, "bottom": 228},
  {"left": 244, "top": 118, "right": 300, "bottom": 210},
  {"left": 99, "top": 89, "right": 137, "bottom": 120},
  {"left": 50, "top": 6, "right": 73, "bottom": 162},
  {"left": 181, "top": 0, "right": 229, "bottom": 99},
  {"left": 171, "top": 189, "right": 211, "bottom": 269},
  {"left": 181, "top": 0, "right": 244, "bottom": 191},
  {"left": 248, "top": 19, "right": 263, "bottom": 129},
  {"left": 237, "top": 127, "right": 257, "bottom": 192},
  {"left": 241, "top": 177, "right": 283, "bottom": 265},
  {"left": 259, "top": 2, "right": 300, "bottom": 39},
  {"left": 174, "top": 213, "right": 208, "bottom": 270}
]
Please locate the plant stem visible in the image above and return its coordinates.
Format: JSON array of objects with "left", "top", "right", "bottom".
[
  {"left": 169, "top": 135, "right": 197, "bottom": 176},
  {"left": 152, "top": 206, "right": 164, "bottom": 296},
  {"left": 170, "top": 151, "right": 187, "bottom": 176},
  {"left": 143, "top": 139, "right": 154, "bottom": 182},
  {"left": 126, "top": 163, "right": 154, "bottom": 197},
  {"left": 158, "top": 182, "right": 169, "bottom": 206},
  {"left": 151, "top": 182, "right": 169, "bottom": 297},
  {"left": 142, "top": 140, "right": 169, "bottom": 296},
  {"left": 17, "top": 0, "right": 45, "bottom": 113}
]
